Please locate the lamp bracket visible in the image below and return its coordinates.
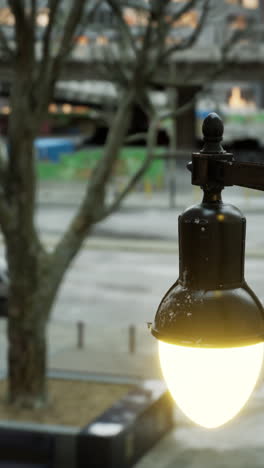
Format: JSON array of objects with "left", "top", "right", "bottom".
[
  {"left": 213, "top": 160, "right": 264, "bottom": 192},
  {"left": 192, "top": 158, "right": 264, "bottom": 192},
  {"left": 189, "top": 113, "right": 264, "bottom": 193}
]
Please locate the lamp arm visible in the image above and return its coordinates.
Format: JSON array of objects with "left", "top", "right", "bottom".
[
  {"left": 191, "top": 157, "right": 264, "bottom": 193},
  {"left": 216, "top": 160, "right": 264, "bottom": 192}
]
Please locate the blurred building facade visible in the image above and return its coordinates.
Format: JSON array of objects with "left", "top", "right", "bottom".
[
  {"left": 83, "top": 0, "right": 264, "bottom": 147},
  {"left": 0, "top": 1, "right": 262, "bottom": 145}
]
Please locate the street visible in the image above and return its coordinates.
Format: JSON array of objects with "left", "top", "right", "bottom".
[
  {"left": 39, "top": 245, "right": 264, "bottom": 326},
  {"left": 33, "top": 188, "right": 264, "bottom": 327}
]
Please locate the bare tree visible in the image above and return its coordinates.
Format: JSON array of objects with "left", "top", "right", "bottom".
[
  {"left": 0, "top": 0, "right": 99, "bottom": 408},
  {"left": 0, "top": 0, "right": 250, "bottom": 409},
  {"left": 100, "top": 0, "right": 246, "bottom": 205}
]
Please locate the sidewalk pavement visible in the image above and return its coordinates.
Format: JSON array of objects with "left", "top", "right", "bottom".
[
  {"left": 37, "top": 180, "right": 264, "bottom": 213},
  {"left": 36, "top": 182, "right": 264, "bottom": 257},
  {"left": 49, "top": 323, "right": 161, "bottom": 380},
  {"left": 2, "top": 318, "right": 264, "bottom": 468},
  {"left": 48, "top": 319, "right": 264, "bottom": 468},
  {"left": 0, "top": 320, "right": 161, "bottom": 379}
]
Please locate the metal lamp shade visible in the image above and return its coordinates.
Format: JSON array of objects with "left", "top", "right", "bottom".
[
  {"left": 151, "top": 282, "right": 264, "bottom": 348},
  {"left": 151, "top": 199, "right": 264, "bottom": 348}
]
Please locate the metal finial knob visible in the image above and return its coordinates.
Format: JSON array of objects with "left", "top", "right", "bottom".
[
  {"left": 201, "top": 113, "right": 225, "bottom": 154},
  {"left": 202, "top": 113, "right": 223, "bottom": 141}
]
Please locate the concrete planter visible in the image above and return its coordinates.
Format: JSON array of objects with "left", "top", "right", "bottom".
[{"left": 0, "top": 370, "right": 174, "bottom": 468}]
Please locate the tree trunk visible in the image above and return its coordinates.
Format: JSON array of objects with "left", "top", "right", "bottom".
[
  {"left": 5, "top": 215, "right": 49, "bottom": 408},
  {"left": 5, "top": 88, "right": 49, "bottom": 406},
  {"left": 7, "top": 237, "right": 59, "bottom": 408},
  {"left": 6, "top": 233, "right": 53, "bottom": 408},
  {"left": 8, "top": 307, "right": 47, "bottom": 408}
]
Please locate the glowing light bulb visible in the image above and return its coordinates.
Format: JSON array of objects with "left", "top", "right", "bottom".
[{"left": 159, "top": 341, "right": 264, "bottom": 429}]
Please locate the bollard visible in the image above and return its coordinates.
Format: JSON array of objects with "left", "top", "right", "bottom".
[
  {"left": 144, "top": 180, "right": 152, "bottom": 196},
  {"left": 77, "top": 321, "right": 85, "bottom": 349},
  {"left": 243, "top": 187, "right": 250, "bottom": 201},
  {"left": 129, "top": 325, "right": 136, "bottom": 354},
  {"left": 193, "top": 185, "right": 200, "bottom": 202}
]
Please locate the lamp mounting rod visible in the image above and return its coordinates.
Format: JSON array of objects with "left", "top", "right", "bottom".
[{"left": 189, "top": 113, "right": 264, "bottom": 192}]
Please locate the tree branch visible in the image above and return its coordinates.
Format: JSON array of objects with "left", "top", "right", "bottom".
[
  {"left": 76, "top": 2, "right": 243, "bottom": 226},
  {"left": 35, "top": 0, "right": 89, "bottom": 120},
  {"left": 8, "top": 0, "right": 35, "bottom": 63},
  {"left": 97, "top": 75, "right": 204, "bottom": 221},
  {"left": 162, "top": 0, "right": 210, "bottom": 62},
  {"left": 101, "top": 42, "right": 130, "bottom": 86},
  {"left": 96, "top": 156, "right": 151, "bottom": 221},
  {"left": 41, "top": 0, "right": 61, "bottom": 69},
  {"left": 125, "top": 132, "right": 148, "bottom": 143},
  {"left": 29, "top": 0, "right": 37, "bottom": 53},
  {"left": 30, "top": 0, "right": 37, "bottom": 27},
  {"left": 99, "top": 72, "right": 230, "bottom": 220},
  {"left": 135, "top": 89, "right": 155, "bottom": 119},
  {"left": 127, "top": 0, "right": 163, "bottom": 84},
  {"left": 166, "top": 0, "right": 198, "bottom": 24},
  {"left": 35, "top": 0, "right": 87, "bottom": 99},
  {"left": 53, "top": 0, "right": 87, "bottom": 64},
  {"left": 179, "top": 25, "right": 246, "bottom": 86},
  {"left": 8, "top": 0, "right": 25, "bottom": 21},
  {"left": 106, "top": 0, "right": 139, "bottom": 55},
  {"left": 50, "top": 89, "right": 135, "bottom": 276},
  {"left": 96, "top": 113, "right": 159, "bottom": 221},
  {"left": 8, "top": 0, "right": 26, "bottom": 42},
  {"left": 149, "top": 1, "right": 172, "bottom": 66},
  {"left": 142, "top": 0, "right": 201, "bottom": 82},
  {"left": 72, "top": 0, "right": 102, "bottom": 42},
  {"left": 0, "top": 28, "right": 14, "bottom": 58}
]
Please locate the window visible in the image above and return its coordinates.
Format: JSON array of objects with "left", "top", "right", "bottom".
[
  {"left": 75, "top": 36, "right": 90, "bottom": 46},
  {"left": 172, "top": 10, "right": 198, "bottom": 28},
  {"left": 96, "top": 36, "right": 109, "bottom": 45},
  {"left": 242, "top": 0, "right": 258, "bottom": 8},
  {"left": 226, "top": 0, "right": 259, "bottom": 6},
  {"left": 123, "top": 8, "right": 148, "bottom": 27},
  {"left": 0, "top": 7, "right": 52, "bottom": 27},
  {"left": 229, "top": 15, "right": 247, "bottom": 29},
  {"left": 123, "top": 8, "right": 138, "bottom": 26},
  {"left": 0, "top": 8, "right": 14, "bottom": 26},
  {"left": 36, "top": 8, "right": 49, "bottom": 27},
  {"left": 166, "top": 36, "right": 182, "bottom": 45}
]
